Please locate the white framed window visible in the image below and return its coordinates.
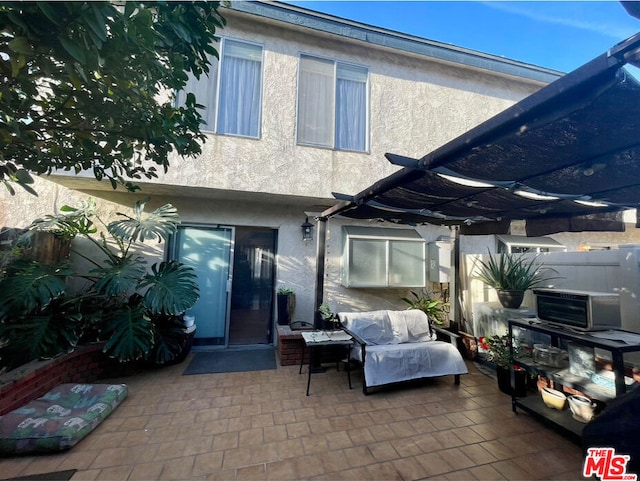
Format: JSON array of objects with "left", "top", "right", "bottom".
[
  {"left": 176, "top": 38, "right": 263, "bottom": 138},
  {"left": 297, "top": 55, "right": 368, "bottom": 152},
  {"left": 342, "top": 227, "right": 426, "bottom": 288}
]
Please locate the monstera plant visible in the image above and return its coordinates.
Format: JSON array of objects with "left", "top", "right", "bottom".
[{"left": 0, "top": 198, "right": 199, "bottom": 370}]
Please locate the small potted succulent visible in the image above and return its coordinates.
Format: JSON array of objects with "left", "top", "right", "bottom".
[{"left": 319, "top": 302, "right": 339, "bottom": 330}]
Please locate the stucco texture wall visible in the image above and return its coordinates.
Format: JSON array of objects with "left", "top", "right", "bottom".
[{"left": 146, "top": 12, "right": 543, "bottom": 204}]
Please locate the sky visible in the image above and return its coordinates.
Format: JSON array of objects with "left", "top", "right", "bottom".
[{"left": 281, "top": 1, "right": 640, "bottom": 73}]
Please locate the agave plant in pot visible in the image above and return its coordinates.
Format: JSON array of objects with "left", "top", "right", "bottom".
[
  {"left": 0, "top": 198, "right": 199, "bottom": 370},
  {"left": 473, "top": 251, "right": 558, "bottom": 309}
]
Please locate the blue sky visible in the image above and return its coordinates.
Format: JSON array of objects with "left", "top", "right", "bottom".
[{"left": 281, "top": 1, "right": 640, "bottom": 72}]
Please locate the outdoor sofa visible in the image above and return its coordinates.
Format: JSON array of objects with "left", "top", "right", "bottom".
[{"left": 339, "top": 309, "right": 468, "bottom": 394}]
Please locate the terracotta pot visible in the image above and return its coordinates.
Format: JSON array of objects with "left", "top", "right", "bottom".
[{"left": 497, "top": 290, "right": 525, "bottom": 309}]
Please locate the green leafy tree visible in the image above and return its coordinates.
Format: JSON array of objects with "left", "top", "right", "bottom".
[{"left": 0, "top": 1, "right": 226, "bottom": 195}]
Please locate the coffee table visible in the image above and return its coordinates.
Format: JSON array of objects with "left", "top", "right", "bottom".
[{"left": 299, "top": 330, "right": 353, "bottom": 396}]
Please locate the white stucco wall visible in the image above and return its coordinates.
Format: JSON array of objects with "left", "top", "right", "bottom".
[
  {"left": 138, "top": 9, "right": 544, "bottom": 202},
  {"left": 7, "top": 4, "right": 619, "bottom": 347}
]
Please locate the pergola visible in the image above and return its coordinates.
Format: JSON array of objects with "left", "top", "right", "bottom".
[{"left": 313, "top": 29, "right": 640, "bottom": 328}]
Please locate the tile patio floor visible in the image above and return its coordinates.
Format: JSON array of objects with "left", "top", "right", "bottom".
[{"left": 2, "top": 356, "right": 586, "bottom": 480}]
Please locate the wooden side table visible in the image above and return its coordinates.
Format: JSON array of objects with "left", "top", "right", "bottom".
[{"left": 299, "top": 330, "right": 353, "bottom": 396}]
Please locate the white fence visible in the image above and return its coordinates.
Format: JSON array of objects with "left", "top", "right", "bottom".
[{"left": 461, "top": 245, "right": 640, "bottom": 336}]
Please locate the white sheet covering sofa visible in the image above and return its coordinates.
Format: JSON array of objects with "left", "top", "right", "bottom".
[{"left": 338, "top": 309, "right": 468, "bottom": 394}]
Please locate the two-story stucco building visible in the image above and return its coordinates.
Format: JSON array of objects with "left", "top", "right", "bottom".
[{"left": 1, "top": 1, "right": 566, "bottom": 349}]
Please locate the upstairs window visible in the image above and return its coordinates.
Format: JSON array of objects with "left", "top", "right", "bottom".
[
  {"left": 176, "top": 38, "right": 263, "bottom": 138},
  {"left": 297, "top": 55, "right": 368, "bottom": 152}
]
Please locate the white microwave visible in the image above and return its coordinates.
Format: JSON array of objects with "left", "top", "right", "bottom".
[{"left": 533, "top": 288, "right": 621, "bottom": 331}]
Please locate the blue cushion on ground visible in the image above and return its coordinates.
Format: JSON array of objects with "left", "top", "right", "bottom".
[{"left": 0, "top": 383, "right": 128, "bottom": 455}]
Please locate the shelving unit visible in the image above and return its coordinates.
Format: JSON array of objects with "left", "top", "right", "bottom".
[{"left": 508, "top": 318, "right": 640, "bottom": 440}]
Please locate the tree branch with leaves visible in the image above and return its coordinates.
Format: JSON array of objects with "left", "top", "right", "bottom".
[{"left": 0, "top": 1, "right": 226, "bottom": 195}]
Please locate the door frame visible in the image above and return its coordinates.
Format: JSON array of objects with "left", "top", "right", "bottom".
[{"left": 168, "top": 223, "right": 235, "bottom": 349}]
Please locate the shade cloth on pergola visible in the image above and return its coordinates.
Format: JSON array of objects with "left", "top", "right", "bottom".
[
  {"left": 312, "top": 30, "right": 640, "bottom": 330},
  {"left": 322, "top": 32, "right": 640, "bottom": 237}
]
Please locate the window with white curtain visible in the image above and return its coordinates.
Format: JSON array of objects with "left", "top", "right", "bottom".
[
  {"left": 297, "top": 55, "right": 368, "bottom": 152},
  {"left": 175, "top": 38, "right": 263, "bottom": 138}
]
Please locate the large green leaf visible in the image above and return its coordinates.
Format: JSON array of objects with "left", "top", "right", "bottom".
[
  {"left": 101, "top": 302, "right": 154, "bottom": 362},
  {"left": 141, "top": 261, "right": 199, "bottom": 315},
  {"left": 92, "top": 255, "right": 147, "bottom": 298},
  {"left": 108, "top": 200, "right": 180, "bottom": 243},
  {"left": 0, "top": 307, "right": 82, "bottom": 370},
  {"left": 149, "top": 313, "right": 188, "bottom": 364},
  {"left": 0, "top": 259, "right": 70, "bottom": 320},
  {"left": 30, "top": 199, "right": 98, "bottom": 238}
]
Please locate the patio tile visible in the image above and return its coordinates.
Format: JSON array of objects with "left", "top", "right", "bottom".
[
  {"left": 294, "top": 453, "right": 327, "bottom": 477},
  {"left": 275, "top": 438, "right": 305, "bottom": 459},
  {"left": 492, "top": 458, "right": 539, "bottom": 480},
  {"left": 262, "top": 424, "right": 288, "bottom": 442},
  {"left": 301, "top": 433, "right": 329, "bottom": 454},
  {"left": 390, "top": 437, "right": 423, "bottom": 457},
  {"left": 265, "top": 459, "right": 297, "bottom": 480},
  {"left": 235, "top": 463, "right": 267, "bottom": 481},
  {"left": 388, "top": 420, "right": 418, "bottom": 437},
  {"left": 239, "top": 427, "right": 265, "bottom": 447},
  {"left": 324, "top": 430, "right": 354, "bottom": 451},
  {"left": 365, "top": 461, "right": 403, "bottom": 480},
  {"left": 13, "top": 456, "right": 65, "bottom": 476},
  {"left": 432, "top": 429, "right": 466, "bottom": 449},
  {"left": 221, "top": 446, "right": 252, "bottom": 470},
  {"left": 285, "top": 420, "right": 311, "bottom": 439},
  {"left": 159, "top": 456, "right": 199, "bottom": 480},
  {"left": 415, "top": 451, "right": 456, "bottom": 477},
  {"left": 211, "top": 431, "right": 240, "bottom": 452},
  {"left": 391, "top": 456, "right": 430, "bottom": 481},
  {"left": 192, "top": 451, "right": 225, "bottom": 476},
  {"left": 438, "top": 446, "right": 479, "bottom": 470},
  {"left": 0, "top": 361, "right": 586, "bottom": 481},
  {"left": 128, "top": 461, "right": 164, "bottom": 480},
  {"left": 95, "top": 465, "right": 133, "bottom": 480},
  {"left": 368, "top": 440, "right": 400, "bottom": 463},
  {"left": 249, "top": 441, "right": 280, "bottom": 464},
  {"left": 458, "top": 442, "right": 499, "bottom": 465},
  {"left": 90, "top": 445, "right": 157, "bottom": 469},
  {"left": 342, "top": 445, "right": 377, "bottom": 468},
  {"left": 346, "top": 426, "right": 376, "bottom": 445},
  {"left": 468, "top": 463, "right": 509, "bottom": 480}
]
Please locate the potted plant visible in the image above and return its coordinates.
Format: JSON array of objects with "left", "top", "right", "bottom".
[
  {"left": 478, "top": 334, "right": 528, "bottom": 395},
  {"left": 473, "top": 251, "right": 557, "bottom": 309},
  {"left": 277, "top": 287, "right": 295, "bottom": 326},
  {"left": 0, "top": 198, "right": 199, "bottom": 370},
  {"left": 319, "top": 302, "right": 340, "bottom": 330},
  {"left": 401, "top": 290, "right": 448, "bottom": 326}
]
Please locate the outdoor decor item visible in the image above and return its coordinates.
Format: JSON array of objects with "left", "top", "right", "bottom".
[
  {"left": 338, "top": 309, "right": 467, "bottom": 394},
  {"left": 277, "top": 287, "right": 295, "bottom": 326},
  {"left": 0, "top": 383, "right": 128, "bottom": 455},
  {"left": 473, "top": 251, "right": 557, "bottom": 309}
]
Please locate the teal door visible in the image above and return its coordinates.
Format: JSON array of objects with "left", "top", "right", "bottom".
[{"left": 173, "top": 226, "right": 234, "bottom": 346}]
